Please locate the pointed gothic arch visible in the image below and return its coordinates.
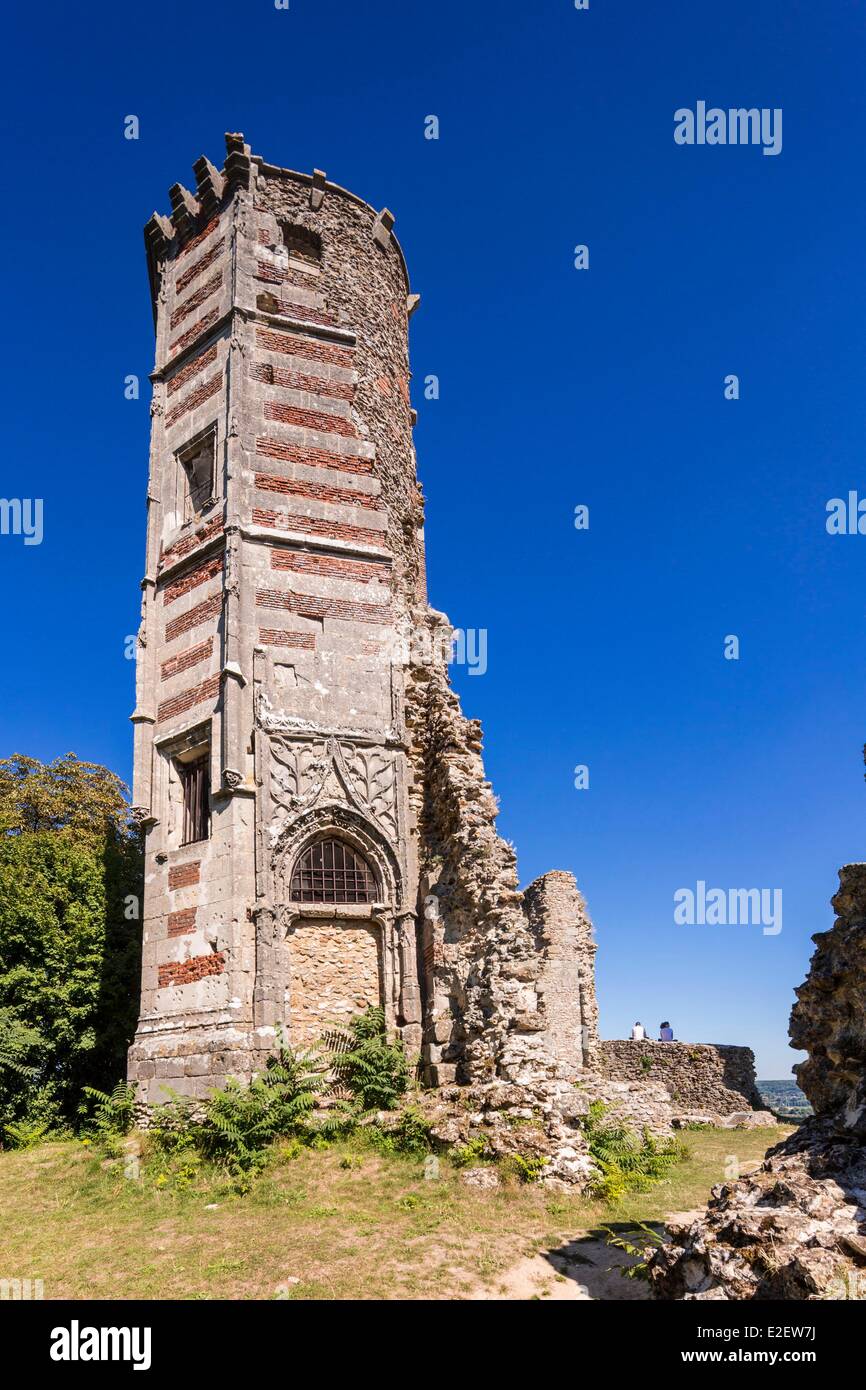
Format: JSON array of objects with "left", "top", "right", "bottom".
[{"left": 273, "top": 803, "right": 403, "bottom": 915}]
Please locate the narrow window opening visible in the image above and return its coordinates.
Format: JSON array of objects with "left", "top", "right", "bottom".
[
  {"left": 280, "top": 223, "right": 322, "bottom": 268},
  {"left": 177, "top": 429, "right": 215, "bottom": 523},
  {"left": 178, "top": 754, "right": 210, "bottom": 845}
]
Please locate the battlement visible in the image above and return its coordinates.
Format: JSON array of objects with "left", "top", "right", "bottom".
[{"left": 144, "top": 132, "right": 409, "bottom": 320}]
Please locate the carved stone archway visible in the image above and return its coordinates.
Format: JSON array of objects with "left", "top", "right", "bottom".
[{"left": 253, "top": 804, "right": 419, "bottom": 1048}]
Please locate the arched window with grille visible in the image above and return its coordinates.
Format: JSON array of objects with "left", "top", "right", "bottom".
[{"left": 290, "top": 838, "right": 379, "bottom": 904}]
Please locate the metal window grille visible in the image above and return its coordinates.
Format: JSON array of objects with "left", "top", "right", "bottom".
[
  {"left": 179, "top": 756, "right": 210, "bottom": 845},
  {"left": 290, "top": 838, "right": 378, "bottom": 904}
]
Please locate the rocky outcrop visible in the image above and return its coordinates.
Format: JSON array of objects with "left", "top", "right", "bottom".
[
  {"left": 649, "top": 864, "right": 866, "bottom": 1300},
  {"left": 414, "top": 1069, "right": 674, "bottom": 1190},
  {"left": 789, "top": 863, "right": 866, "bottom": 1132}
]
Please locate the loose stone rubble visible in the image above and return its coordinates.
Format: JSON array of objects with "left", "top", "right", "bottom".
[{"left": 649, "top": 863, "right": 866, "bottom": 1299}]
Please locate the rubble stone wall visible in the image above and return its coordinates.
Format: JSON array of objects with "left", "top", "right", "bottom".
[{"left": 598, "top": 1040, "right": 763, "bottom": 1117}]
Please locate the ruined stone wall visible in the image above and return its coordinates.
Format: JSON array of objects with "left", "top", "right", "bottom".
[
  {"left": 790, "top": 861, "right": 866, "bottom": 1129},
  {"left": 598, "top": 1040, "right": 762, "bottom": 1117},
  {"left": 524, "top": 871, "right": 598, "bottom": 1071},
  {"left": 406, "top": 641, "right": 599, "bottom": 1086},
  {"left": 649, "top": 862, "right": 866, "bottom": 1300}
]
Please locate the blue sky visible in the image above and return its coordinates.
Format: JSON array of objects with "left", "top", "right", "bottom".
[{"left": 2, "top": 0, "right": 866, "bottom": 1077}]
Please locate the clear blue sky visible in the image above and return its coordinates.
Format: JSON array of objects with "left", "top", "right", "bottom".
[{"left": 2, "top": 0, "right": 865, "bottom": 1078}]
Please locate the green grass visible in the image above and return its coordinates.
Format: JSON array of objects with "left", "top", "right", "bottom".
[{"left": 0, "top": 1126, "right": 789, "bottom": 1300}]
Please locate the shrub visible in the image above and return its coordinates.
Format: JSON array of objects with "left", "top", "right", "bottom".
[
  {"left": 390, "top": 1106, "right": 432, "bottom": 1155},
  {"left": 501, "top": 1152, "right": 547, "bottom": 1184},
  {"left": 3, "top": 1118, "right": 52, "bottom": 1150},
  {"left": 148, "top": 1041, "right": 327, "bottom": 1181},
  {"left": 602, "top": 1223, "right": 667, "bottom": 1282},
  {"left": 0, "top": 755, "right": 142, "bottom": 1134},
  {"left": 583, "top": 1100, "right": 681, "bottom": 1202},
  {"left": 329, "top": 1007, "right": 409, "bottom": 1111},
  {"left": 450, "top": 1136, "right": 491, "bottom": 1168},
  {"left": 82, "top": 1082, "right": 137, "bottom": 1146}
]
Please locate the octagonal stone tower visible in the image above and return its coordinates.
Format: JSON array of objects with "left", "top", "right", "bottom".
[{"left": 128, "top": 135, "right": 598, "bottom": 1102}]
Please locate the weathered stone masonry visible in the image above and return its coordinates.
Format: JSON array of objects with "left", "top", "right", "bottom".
[
  {"left": 598, "top": 1041, "right": 762, "bottom": 1119},
  {"left": 127, "top": 135, "right": 601, "bottom": 1103}
]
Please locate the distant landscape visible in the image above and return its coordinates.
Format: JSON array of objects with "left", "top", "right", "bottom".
[{"left": 758, "top": 1080, "right": 813, "bottom": 1120}]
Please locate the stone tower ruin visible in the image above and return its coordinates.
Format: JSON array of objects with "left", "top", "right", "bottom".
[{"left": 128, "top": 134, "right": 598, "bottom": 1103}]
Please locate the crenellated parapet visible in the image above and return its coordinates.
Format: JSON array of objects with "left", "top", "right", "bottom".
[{"left": 143, "top": 132, "right": 410, "bottom": 329}]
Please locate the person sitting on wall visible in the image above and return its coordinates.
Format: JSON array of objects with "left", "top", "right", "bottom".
[
  {"left": 630, "top": 1021, "right": 646, "bottom": 1040},
  {"left": 659, "top": 1021, "right": 674, "bottom": 1041}
]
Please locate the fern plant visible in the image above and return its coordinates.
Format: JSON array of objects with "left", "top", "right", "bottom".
[
  {"left": 601, "top": 1222, "right": 667, "bottom": 1281},
  {"left": 329, "top": 1007, "right": 409, "bottom": 1111},
  {"left": 0, "top": 1008, "right": 42, "bottom": 1081},
  {"left": 3, "top": 1118, "right": 51, "bottom": 1150},
  {"left": 82, "top": 1082, "right": 137, "bottom": 1141},
  {"left": 583, "top": 1100, "right": 680, "bottom": 1202},
  {"left": 188, "top": 1042, "right": 327, "bottom": 1176}
]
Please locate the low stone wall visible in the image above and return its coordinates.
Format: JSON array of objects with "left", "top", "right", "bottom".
[{"left": 598, "top": 1040, "right": 762, "bottom": 1118}]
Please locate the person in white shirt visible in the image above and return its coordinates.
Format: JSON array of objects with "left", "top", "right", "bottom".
[{"left": 630, "top": 1021, "right": 646, "bottom": 1040}]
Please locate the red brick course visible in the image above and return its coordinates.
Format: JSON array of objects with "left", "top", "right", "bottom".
[
  {"left": 255, "top": 438, "right": 372, "bottom": 477},
  {"left": 168, "top": 862, "right": 201, "bottom": 889},
  {"left": 171, "top": 272, "right": 222, "bottom": 330},
  {"left": 263, "top": 401, "right": 355, "bottom": 437},
  {"left": 175, "top": 216, "right": 220, "bottom": 261},
  {"left": 254, "top": 259, "right": 283, "bottom": 284},
  {"left": 167, "top": 344, "right": 219, "bottom": 397},
  {"left": 251, "top": 508, "right": 385, "bottom": 548},
  {"left": 257, "top": 589, "right": 390, "bottom": 626},
  {"left": 164, "top": 592, "right": 222, "bottom": 643},
  {"left": 165, "top": 373, "right": 222, "bottom": 428},
  {"left": 256, "top": 326, "right": 353, "bottom": 369},
  {"left": 254, "top": 473, "right": 381, "bottom": 510},
  {"left": 170, "top": 307, "right": 220, "bottom": 357},
  {"left": 270, "top": 548, "right": 390, "bottom": 585},
  {"left": 157, "top": 674, "right": 220, "bottom": 722},
  {"left": 176, "top": 239, "right": 224, "bottom": 295},
  {"left": 258, "top": 628, "right": 317, "bottom": 649},
  {"left": 252, "top": 361, "right": 354, "bottom": 402},
  {"left": 162, "top": 554, "right": 223, "bottom": 606},
  {"left": 158, "top": 952, "right": 225, "bottom": 989},
  {"left": 160, "top": 638, "right": 213, "bottom": 681},
  {"left": 168, "top": 907, "right": 197, "bottom": 937},
  {"left": 259, "top": 297, "right": 337, "bottom": 328},
  {"left": 159, "top": 518, "right": 224, "bottom": 572}
]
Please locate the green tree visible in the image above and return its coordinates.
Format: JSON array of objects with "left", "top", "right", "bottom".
[{"left": 0, "top": 754, "right": 143, "bottom": 1136}]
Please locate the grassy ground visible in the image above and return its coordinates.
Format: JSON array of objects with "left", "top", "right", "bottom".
[{"left": 0, "top": 1125, "right": 790, "bottom": 1300}]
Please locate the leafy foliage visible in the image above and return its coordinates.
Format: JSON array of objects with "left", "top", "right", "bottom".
[
  {"left": 0, "top": 1006, "right": 42, "bottom": 1083},
  {"left": 500, "top": 1152, "right": 548, "bottom": 1184},
  {"left": 3, "top": 1117, "right": 52, "bottom": 1150},
  {"left": 329, "top": 1007, "right": 409, "bottom": 1111},
  {"left": 389, "top": 1106, "right": 432, "bottom": 1154},
  {"left": 148, "top": 1041, "right": 328, "bottom": 1183},
  {"left": 583, "top": 1100, "right": 681, "bottom": 1202},
  {"left": 82, "top": 1082, "right": 137, "bottom": 1143},
  {"left": 601, "top": 1222, "right": 667, "bottom": 1282},
  {"left": 450, "top": 1136, "right": 491, "bottom": 1168},
  {"left": 0, "top": 755, "right": 142, "bottom": 1132}
]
